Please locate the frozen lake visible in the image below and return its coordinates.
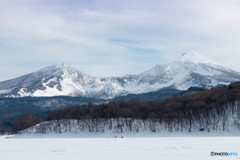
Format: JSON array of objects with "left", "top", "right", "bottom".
[{"left": 1, "top": 136, "right": 240, "bottom": 160}]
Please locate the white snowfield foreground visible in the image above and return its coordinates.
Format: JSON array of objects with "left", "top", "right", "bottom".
[{"left": 1, "top": 136, "right": 240, "bottom": 160}]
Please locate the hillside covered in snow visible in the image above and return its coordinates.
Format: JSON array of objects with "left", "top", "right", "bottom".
[
  {"left": 12, "top": 82, "right": 240, "bottom": 136},
  {"left": 18, "top": 100, "right": 240, "bottom": 137}
]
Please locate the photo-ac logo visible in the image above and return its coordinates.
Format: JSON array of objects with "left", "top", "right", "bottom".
[{"left": 210, "top": 151, "right": 238, "bottom": 156}]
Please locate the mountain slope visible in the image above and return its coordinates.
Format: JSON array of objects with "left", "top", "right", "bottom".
[
  {"left": 0, "top": 51, "right": 240, "bottom": 99},
  {"left": 0, "top": 64, "right": 91, "bottom": 97},
  {"left": 111, "top": 87, "right": 205, "bottom": 103}
]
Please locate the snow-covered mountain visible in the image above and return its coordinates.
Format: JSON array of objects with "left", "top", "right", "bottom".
[{"left": 0, "top": 50, "right": 240, "bottom": 99}]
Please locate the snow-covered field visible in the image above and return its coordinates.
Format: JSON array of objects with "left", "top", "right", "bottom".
[{"left": 1, "top": 136, "right": 240, "bottom": 160}]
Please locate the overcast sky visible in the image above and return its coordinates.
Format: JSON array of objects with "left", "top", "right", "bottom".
[{"left": 0, "top": 0, "right": 240, "bottom": 81}]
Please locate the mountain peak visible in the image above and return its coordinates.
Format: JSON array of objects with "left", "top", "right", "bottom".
[
  {"left": 177, "top": 50, "right": 218, "bottom": 65},
  {"left": 47, "top": 63, "right": 81, "bottom": 72},
  {"left": 56, "top": 63, "right": 67, "bottom": 68},
  {"left": 181, "top": 50, "right": 199, "bottom": 57},
  {"left": 48, "top": 63, "right": 68, "bottom": 70},
  {"left": 37, "top": 63, "right": 88, "bottom": 77}
]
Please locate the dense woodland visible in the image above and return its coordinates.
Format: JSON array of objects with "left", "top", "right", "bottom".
[{"left": 1, "top": 82, "right": 240, "bottom": 134}]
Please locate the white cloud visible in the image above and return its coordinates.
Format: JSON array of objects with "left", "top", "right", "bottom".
[{"left": 0, "top": 0, "right": 240, "bottom": 81}]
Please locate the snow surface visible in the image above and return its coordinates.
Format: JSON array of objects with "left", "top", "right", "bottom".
[{"left": 1, "top": 136, "right": 240, "bottom": 160}]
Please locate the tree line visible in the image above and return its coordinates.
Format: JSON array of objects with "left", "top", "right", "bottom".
[{"left": 5, "top": 81, "right": 240, "bottom": 134}]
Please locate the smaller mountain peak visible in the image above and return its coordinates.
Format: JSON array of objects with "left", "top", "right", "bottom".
[
  {"left": 58, "top": 63, "right": 66, "bottom": 67},
  {"left": 40, "top": 63, "right": 79, "bottom": 75},
  {"left": 55, "top": 63, "right": 80, "bottom": 72},
  {"left": 177, "top": 50, "right": 218, "bottom": 65},
  {"left": 51, "top": 63, "right": 79, "bottom": 70},
  {"left": 53, "top": 63, "right": 67, "bottom": 69},
  {"left": 51, "top": 63, "right": 90, "bottom": 77}
]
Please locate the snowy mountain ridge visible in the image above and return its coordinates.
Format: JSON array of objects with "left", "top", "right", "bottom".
[{"left": 0, "top": 50, "right": 240, "bottom": 99}]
